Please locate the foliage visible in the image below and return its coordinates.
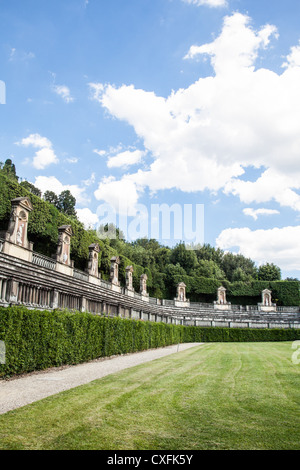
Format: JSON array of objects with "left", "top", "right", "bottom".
[
  {"left": 57, "top": 190, "right": 77, "bottom": 218},
  {"left": 258, "top": 263, "right": 282, "bottom": 281},
  {"left": 221, "top": 252, "right": 258, "bottom": 282},
  {"left": 0, "top": 306, "right": 185, "bottom": 377},
  {"left": 184, "top": 325, "right": 300, "bottom": 343},
  {"left": 0, "top": 159, "right": 18, "bottom": 182},
  {"left": 1, "top": 306, "right": 300, "bottom": 378},
  {"left": 44, "top": 190, "right": 59, "bottom": 206},
  {"left": 20, "top": 180, "right": 42, "bottom": 197}
]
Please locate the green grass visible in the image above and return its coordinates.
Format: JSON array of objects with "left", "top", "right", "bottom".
[{"left": 0, "top": 342, "right": 299, "bottom": 450}]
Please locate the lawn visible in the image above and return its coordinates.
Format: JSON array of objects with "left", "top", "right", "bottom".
[{"left": 0, "top": 342, "right": 299, "bottom": 450}]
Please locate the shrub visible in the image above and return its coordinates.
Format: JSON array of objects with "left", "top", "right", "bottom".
[{"left": 1, "top": 306, "right": 300, "bottom": 378}]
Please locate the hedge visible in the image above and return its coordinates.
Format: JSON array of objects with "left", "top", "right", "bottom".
[
  {"left": 1, "top": 306, "right": 300, "bottom": 378},
  {"left": 0, "top": 307, "right": 185, "bottom": 377},
  {"left": 184, "top": 326, "right": 300, "bottom": 343}
]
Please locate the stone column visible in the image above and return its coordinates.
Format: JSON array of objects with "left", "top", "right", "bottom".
[
  {"left": 8, "top": 278, "right": 19, "bottom": 304},
  {"left": 1, "top": 197, "right": 34, "bottom": 262},
  {"left": 262, "top": 289, "right": 272, "bottom": 306},
  {"left": 259, "top": 289, "right": 276, "bottom": 312},
  {"left": 87, "top": 243, "right": 100, "bottom": 278},
  {"left": 176, "top": 282, "right": 187, "bottom": 302},
  {"left": 56, "top": 225, "right": 73, "bottom": 266},
  {"left": 214, "top": 286, "right": 231, "bottom": 310},
  {"left": 140, "top": 274, "right": 149, "bottom": 298},
  {"left": 51, "top": 289, "right": 59, "bottom": 309},
  {"left": 125, "top": 265, "right": 134, "bottom": 292},
  {"left": 55, "top": 225, "right": 74, "bottom": 275},
  {"left": 110, "top": 256, "right": 120, "bottom": 287},
  {"left": 174, "top": 282, "right": 190, "bottom": 307},
  {"left": 81, "top": 296, "right": 87, "bottom": 313}
]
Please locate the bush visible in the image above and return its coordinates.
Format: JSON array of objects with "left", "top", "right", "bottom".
[
  {"left": 0, "top": 306, "right": 184, "bottom": 377},
  {"left": 1, "top": 306, "right": 300, "bottom": 378},
  {"left": 183, "top": 326, "right": 300, "bottom": 343}
]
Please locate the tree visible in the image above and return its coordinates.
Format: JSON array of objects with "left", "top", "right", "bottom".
[
  {"left": 232, "top": 267, "right": 252, "bottom": 282},
  {"left": 169, "top": 242, "right": 198, "bottom": 274},
  {"left": 44, "top": 190, "right": 59, "bottom": 207},
  {"left": 1, "top": 158, "right": 18, "bottom": 181},
  {"left": 195, "top": 243, "right": 224, "bottom": 265},
  {"left": 221, "top": 252, "right": 257, "bottom": 282},
  {"left": 20, "top": 180, "right": 41, "bottom": 197},
  {"left": 57, "top": 190, "right": 77, "bottom": 218},
  {"left": 258, "top": 263, "right": 281, "bottom": 281},
  {"left": 192, "top": 259, "right": 225, "bottom": 280}
]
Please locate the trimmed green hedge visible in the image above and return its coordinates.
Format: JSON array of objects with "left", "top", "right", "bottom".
[
  {"left": 0, "top": 307, "right": 185, "bottom": 377},
  {"left": 184, "top": 326, "right": 300, "bottom": 343},
  {"left": 1, "top": 306, "right": 300, "bottom": 378}
]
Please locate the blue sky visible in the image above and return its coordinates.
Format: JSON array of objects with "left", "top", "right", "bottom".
[{"left": 1, "top": 0, "right": 300, "bottom": 279}]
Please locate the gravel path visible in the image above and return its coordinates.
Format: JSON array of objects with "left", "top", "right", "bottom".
[{"left": 0, "top": 343, "right": 202, "bottom": 415}]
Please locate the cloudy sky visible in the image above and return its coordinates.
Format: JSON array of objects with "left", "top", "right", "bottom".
[{"left": 1, "top": 0, "right": 300, "bottom": 278}]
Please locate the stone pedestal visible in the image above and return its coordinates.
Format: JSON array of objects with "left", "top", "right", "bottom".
[
  {"left": 214, "top": 286, "right": 231, "bottom": 310},
  {"left": 174, "top": 282, "right": 190, "bottom": 307},
  {"left": 87, "top": 243, "right": 100, "bottom": 278},
  {"left": 258, "top": 289, "right": 276, "bottom": 312},
  {"left": 1, "top": 197, "right": 34, "bottom": 262},
  {"left": 140, "top": 274, "right": 149, "bottom": 298},
  {"left": 126, "top": 265, "right": 134, "bottom": 292},
  {"left": 110, "top": 256, "right": 120, "bottom": 287},
  {"left": 54, "top": 225, "right": 74, "bottom": 275}
]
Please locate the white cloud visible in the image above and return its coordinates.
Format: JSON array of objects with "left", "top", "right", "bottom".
[
  {"left": 225, "top": 169, "right": 300, "bottom": 212},
  {"left": 107, "top": 149, "right": 145, "bottom": 168},
  {"left": 182, "top": 0, "right": 227, "bottom": 7},
  {"left": 94, "top": 176, "right": 142, "bottom": 216},
  {"left": 184, "top": 13, "right": 278, "bottom": 68},
  {"left": 18, "top": 133, "right": 52, "bottom": 149},
  {"left": 83, "top": 172, "right": 96, "bottom": 186},
  {"left": 32, "top": 148, "right": 58, "bottom": 170},
  {"left": 216, "top": 225, "right": 300, "bottom": 271},
  {"left": 34, "top": 175, "right": 89, "bottom": 206},
  {"left": 282, "top": 41, "right": 300, "bottom": 69},
  {"left": 65, "top": 157, "right": 78, "bottom": 164},
  {"left": 52, "top": 85, "right": 74, "bottom": 103},
  {"left": 90, "top": 12, "right": 300, "bottom": 214},
  {"left": 93, "top": 149, "right": 106, "bottom": 157},
  {"left": 243, "top": 207, "right": 280, "bottom": 221},
  {"left": 16, "top": 133, "right": 59, "bottom": 169},
  {"left": 9, "top": 48, "right": 35, "bottom": 62},
  {"left": 76, "top": 208, "right": 99, "bottom": 229}
]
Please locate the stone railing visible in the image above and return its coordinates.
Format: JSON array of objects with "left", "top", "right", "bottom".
[
  {"left": 32, "top": 252, "right": 56, "bottom": 270},
  {"left": 73, "top": 268, "right": 89, "bottom": 282}
]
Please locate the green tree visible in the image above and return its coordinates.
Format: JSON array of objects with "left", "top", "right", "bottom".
[
  {"left": 258, "top": 263, "right": 281, "bottom": 281},
  {"left": 1, "top": 158, "right": 18, "bottom": 181},
  {"left": 44, "top": 190, "right": 59, "bottom": 207},
  {"left": 164, "top": 263, "right": 189, "bottom": 298},
  {"left": 20, "top": 180, "right": 42, "bottom": 197},
  {"left": 57, "top": 190, "right": 77, "bottom": 218},
  {"left": 169, "top": 242, "right": 198, "bottom": 274},
  {"left": 195, "top": 243, "right": 224, "bottom": 265},
  {"left": 192, "top": 259, "right": 225, "bottom": 280},
  {"left": 232, "top": 267, "right": 253, "bottom": 282},
  {"left": 221, "top": 252, "right": 257, "bottom": 282}
]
